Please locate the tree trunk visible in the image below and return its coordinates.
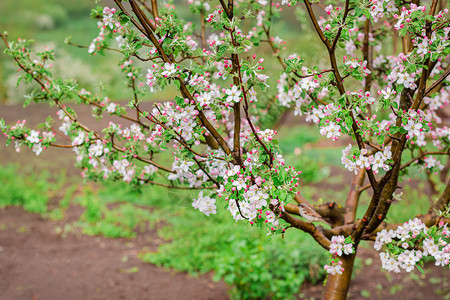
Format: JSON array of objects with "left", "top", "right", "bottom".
[{"left": 322, "top": 252, "right": 357, "bottom": 300}]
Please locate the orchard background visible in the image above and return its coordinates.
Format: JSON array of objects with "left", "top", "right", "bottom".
[{"left": 0, "top": 0, "right": 449, "bottom": 299}]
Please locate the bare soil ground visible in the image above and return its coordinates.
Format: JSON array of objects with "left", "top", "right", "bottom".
[
  {"left": 1, "top": 103, "right": 449, "bottom": 299},
  {"left": 1, "top": 204, "right": 449, "bottom": 300},
  {"left": 0, "top": 205, "right": 228, "bottom": 300}
]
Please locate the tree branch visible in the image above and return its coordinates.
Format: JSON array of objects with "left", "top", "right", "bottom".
[
  {"left": 280, "top": 210, "right": 331, "bottom": 250},
  {"left": 115, "top": 0, "right": 235, "bottom": 159},
  {"left": 401, "top": 150, "right": 450, "bottom": 170},
  {"left": 330, "top": 0, "right": 350, "bottom": 52},
  {"left": 130, "top": 0, "right": 157, "bottom": 32},
  {"left": 303, "top": 0, "right": 331, "bottom": 49},
  {"left": 151, "top": 0, "right": 159, "bottom": 19},
  {"left": 424, "top": 68, "right": 450, "bottom": 98},
  {"left": 344, "top": 169, "right": 366, "bottom": 224}
]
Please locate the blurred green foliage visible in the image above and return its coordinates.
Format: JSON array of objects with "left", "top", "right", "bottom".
[
  {"left": 213, "top": 237, "right": 327, "bottom": 300},
  {"left": 0, "top": 0, "right": 132, "bottom": 101},
  {"left": 277, "top": 125, "right": 332, "bottom": 183},
  {"left": 0, "top": 164, "right": 63, "bottom": 214},
  {"left": 0, "top": 0, "right": 324, "bottom": 117},
  {"left": 0, "top": 164, "right": 49, "bottom": 213},
  {"left": 0, "top": 0, "right": 94, "bottom": 40}
]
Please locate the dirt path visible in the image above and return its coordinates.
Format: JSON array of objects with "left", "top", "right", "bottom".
[
  {"left": 1, "top": 204, "right": 449, "bottom": 300},
  {"left": 0, "top": 206, "right": 228, "bottom": 300}
]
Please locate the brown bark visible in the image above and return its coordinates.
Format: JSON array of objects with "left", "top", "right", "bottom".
[
  {"left": 344, "top": 169, "right": 365, "bottom": 224},
  {"left": 279, "top": 210, "right": 331, "bottom": 250},
  {"left": 116, "top": 0, "right": 236, "bottom": 162},
  {"left": 322, "top": 252, "right": 357, "bottom": 300},
  {"left": 365, "top": 162, "right": 401, "bottom": 234}
]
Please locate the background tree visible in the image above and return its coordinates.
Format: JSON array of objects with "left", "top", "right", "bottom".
[{"left": 1, "top": 0, "right": 449, "bottom": 299}]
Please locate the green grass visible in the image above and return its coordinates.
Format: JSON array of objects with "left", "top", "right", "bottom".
[
  {"left": 95, "top": 183, "right": 329, "bottom": 299},
  {"left": 0, "top": 164, "right": 63, "bottom": 214},
  {"left": 277, "top": 125, "right": 335, "bottom": 183},
  {"left": 277, "top": 124, "right": 321, "bottom": 153}
]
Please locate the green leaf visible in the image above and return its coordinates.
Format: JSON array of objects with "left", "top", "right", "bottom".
[
  {"left": 377, "top": 135, "right": 385, "bottom": 146},
  {"left": 273, "top": 175, "right": 282, "bottom": 186},
  {"left": 16, "top": 75, "right": 23, "bottom": 87},
  {"left": 217, "top": 45, "right": 228, "bottom": 58},
  {"left": 192, "top": 67, "right": 204, "bottom": 75},
  {"left": 175, "top": 96, "right": 185, "bottom": 106},
  {"left": 345, "top": 116, "right": 352, "bottom": 127},
  {"left": 362, "top": 9, "right": 373, "bottom": 21},
  {"left": 23, "top": 97, "right": 32, "bottom": 108},
  {"left": 389, "top": 126, "right": 400, "bottom": 134},
  {"left": 338, "top": 94, "right": 346, "bottom": 106},
  {"left": 416, "top": 264, "right": 424, "bottom": 275},
  {"left": 279, "top": 190, "right": 287, "bottom": 201}
]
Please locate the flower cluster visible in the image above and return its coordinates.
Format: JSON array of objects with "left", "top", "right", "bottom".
[
  {"left": 343, "top": 57, "right": 371, "bottom": 77},
  {"left": 393, "top": 4, "right": 427, "bottom": 31},
  {"left": 1, "top": 120, "right": 55, "bottom": 156},
  {"left": 324, "top": 260, "right": 344, "bottom": 275},
  {"left": 341, "top": 144, "right": 392, "bottom": 174},
  {"left": 401, "top": 109, "right": 430, "bottom": 140},
  {"left": 329, "top": 236, "right": 355, "bottom": 257},
  {"left": 276, "top": 68, "right": 321, "bottom": 110},
  {"left": 88, "top": 7, "right": 123, "bottom": 54},
  {"left": 319, "top": 121, "right": 341, "bottom": 141},
  {"left": 422, "top": 156, "right": 445, "bottom": 171},
  {"left": 324, "top": 235, "right": 355, "bottom": 275},
  {"left": 375, "top": 218, "right": 450, "bottom": 273},
  {"left": 220, "top": 153, "right": 301, "bottom": 230},
  {"left": 192, "top": 191, "right": 217, "bottom": 216},
  {"left": 368, "top": 0, "right": 397, "bottom": 22},
  {"left": 388, "top": 66, "right": 418, "bottom": 90}
]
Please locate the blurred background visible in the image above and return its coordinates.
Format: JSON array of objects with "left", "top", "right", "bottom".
[{"left": 0, "top": 1, "right": 449, "bottom": 299}]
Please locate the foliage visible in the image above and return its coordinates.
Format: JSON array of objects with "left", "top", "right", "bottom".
[
  {"left": 1, "top": 0, "right": 449, "bottom": 298},
  {"left": 72, "top": 185, "right": 160, "bottom": 238},
  {"left": 76, "top": 202, "right": 156, "bottom": 238},
  {"left": 0, "top": 160, "right": 325, "bottom": 294},
  {"left": 70, "top": 178, "right": 329, "bottom": 296},
  {"left": 213, "top": 237, "right": 327, "bottom": 300},
  {"left": 0, "top": 164, "right": 57, "bottom": 214},
  {"left": 277, "top": 125, "right": 330, "bottom": 183}
]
